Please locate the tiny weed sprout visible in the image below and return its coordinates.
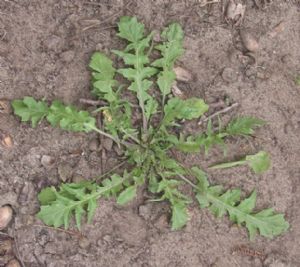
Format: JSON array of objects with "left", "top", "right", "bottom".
[{"left": 12, "top": 16, "right": 289, "bottom": 240}]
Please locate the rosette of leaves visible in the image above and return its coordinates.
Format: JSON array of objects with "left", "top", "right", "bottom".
[{"left": 12, "top": 16, "right": 289, "bottom": 240}]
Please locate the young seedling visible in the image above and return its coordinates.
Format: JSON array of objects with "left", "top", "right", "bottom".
[{"left": 12, "top": 16, "right": 289, "bottom": 240}]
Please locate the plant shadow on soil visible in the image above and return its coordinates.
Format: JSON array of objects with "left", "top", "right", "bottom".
[{"left": 0, "top": 0, "right": 300, "bottom": 266}]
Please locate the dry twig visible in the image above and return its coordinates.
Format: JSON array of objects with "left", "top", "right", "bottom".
[
  {"left": 79, "top": 98, "right": 106, "bottom": 106},
  {"left": 232, "top": 244, "right": 265, "bottom": 259},
  {"left": 198, "top": 102, "right": 239, "bottom": 125},
  {"left": 32, "top": 224, "right": 83, "bottom": 238}
]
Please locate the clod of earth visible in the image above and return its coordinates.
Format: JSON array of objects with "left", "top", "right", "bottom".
[
  {"left": 225, "top": 0, "right": 246, "bottom": 26},
  {"left": 11, "top": 16, "right": 289, "bottom": 240},
  {"left": 173, "top": 66, "right": 192, "bottom": 82}
]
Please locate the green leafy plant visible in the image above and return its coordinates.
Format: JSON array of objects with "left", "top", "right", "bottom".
[{"left": 12, "top": 16, "right": 289, "bottom": 240}]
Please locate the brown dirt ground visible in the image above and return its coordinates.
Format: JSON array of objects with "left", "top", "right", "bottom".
[{"left": 0, "top": 0, "right": 300, "bottom": 266}]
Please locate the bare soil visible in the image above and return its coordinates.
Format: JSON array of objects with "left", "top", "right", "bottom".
[{"left": 0, "top": 0, "right": 300, "bottom": 266}]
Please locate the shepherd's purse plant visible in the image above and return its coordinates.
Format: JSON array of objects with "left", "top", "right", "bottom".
[{"left": 12, "top": 16, "right": 289, "bottom": 240}]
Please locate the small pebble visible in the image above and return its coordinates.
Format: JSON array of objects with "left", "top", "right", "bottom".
[
  {"left": 1, "top": 134, "right": 13, "bottom": 148},
  {"left": 0, "top": 206, "right": 13, "bottom": 230},
  {"left": 78, "top": 237, "right": 90, "bottom": 249},
  {"left": 102, "top": 234, "right": 112, "bottom": 243},
  {"left": 173, "top": 66, "right": 192, "bottom": 82},
  {"left": 41, "top": 155, "right": 55, "bottom": 168},
  {"left": 240, "top": 30, "right": 259, "bottom": 52}
]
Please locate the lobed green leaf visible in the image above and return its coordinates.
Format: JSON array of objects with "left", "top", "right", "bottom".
[
  {"left": 163, "top": 97, "right": 208, "bottom": 126},
  {"left": 115, "top": 16, "right": 158, "bottom": 125},
  {"left": 37, "top": 174, "right": 129, "bottom": 229},
  {"left": 47, "top": 101, "right": 96, "bottom": 132},
  {"left": 12, "top": 97, "right": 49, "bottom": 127},
  {"left": 153, "top": 23, "right": 184, "bottom": 100},
  {"left": 117, "top": 16, "right": 145, "bottom": 43},
  {"left": 171, "top": 202, "right": 188, "bottom": 230},
  {"left": 192, "top": 167, "right": 289, "bottom": 240},
  {"left": 89, "top": 52, "right": 118, "bottom": 102},
  {"left": 117, "top": 185, "right": 137, "bottom": 205}
]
